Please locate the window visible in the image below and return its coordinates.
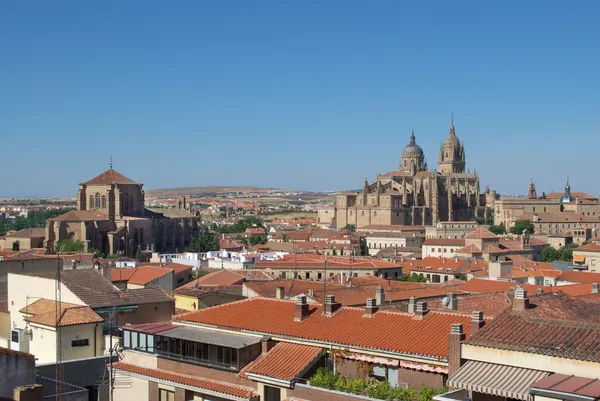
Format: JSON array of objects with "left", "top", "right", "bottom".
[
  {"left": 123, "top": 331, "right": 131, "bottom": 348},
  {"left": 130, "top": 194, "right": 134, "bottom": 211},
  {"left": 159, "top": 389, "right": 174, "bottom": 401},
  {"left": 89, "top": 195, "right": 94, "bottom": 209},
  {"left": 280, "top": 272, "right": 286, "bottom": 279},
  {"left": 101, "top": 195, "right": 106, "bottom": 209},
  {"left": 305, "top": 272, "right": 310, "bottom": 279},
  {"left": 371, "top": 365, "right": 386, "bottom": 381},
  {"left": 317, "top": 272, "right": 322, "bottom": 280},
  {"left": 95, "top": 193, "right": 101, "bottom": 208},
  {"left": 131, "top": 331, "right": 138, "bottom": 349},
  {"left": 147, "top": 335, "right": 155, "bottom": 352},
  {"left": 140, "top": 333, "right": 147, "bottom": 350},
  {"left": 72, "top": 339, "right": 89, "bottom": 347}
]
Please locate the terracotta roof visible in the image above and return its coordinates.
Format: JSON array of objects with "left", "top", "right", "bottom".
[
  {"left": 459, "top": 278, "right": 549, "bottom": 295},
  {"left": 521, "top": 212, "right": 600, "bottom": 224},
  {"left": 455, "top": 244, "right": 482, "bottom": 254},
  {"left": 110, "top": 266, "right": 172, "bottom": 285},
  {"left": 176, "top": 298, "right": 472, "bottom": 360},
  {"left": 4, "top": 228, "right": 46, "bottom": 238},
  {"left": 423, "top": 238, "right": 465, "bottom": 246},
  {"left": 464, "top": 227, "right": 498, "bottom": 239},
  {"left": 0, "top": 346, "right": 35, "bottom": 359},
  {"left": 546, "top": 191, "right": 597, "bottom": 201},
  {"left": 141, "top": 262, "right": 193, "bottom": 274},
  {"left": 6, "top": 251, "right": 59, "bottom": 261},
  {"left": 557, "top": 270, "right": 600, "bottom": 283},
  {"left": 49, "top": 210, "right": 109, "bottom": 222},
  {"left": 359, "top": 225, "right": 426, "bottom": 232},
  {"left": 175, "top": 285, "right": 244, "bottom": 298},
  {"left": 254, "top": 255, "right": 402, "bottom": 270},
  {"left": 401, "top": 257, "right": 487, "bottom": 275},
  {"left": 179, "top": 270, "right": 245, "bottom": 288},
  {"left": 466, "top": 293, "right": 600, "bottom": 362},
  {"left": 112, "top": 362, "right": 257, "bottom": 400},
  {"left": 20, "top": 299, "right": 103, "bottom": 327},
  {"left": 84, "top": 169, "right": 138, "bottom": 185},
  {"left": 574, "top": 242, "right": 600, "bottom": 253},
  {"left": 241, "top": 342, "right": 322, "bottom": 382}
]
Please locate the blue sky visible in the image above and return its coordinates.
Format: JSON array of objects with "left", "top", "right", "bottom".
[{"left": 1, "top": 1, "right": 599, "bottom": 197}]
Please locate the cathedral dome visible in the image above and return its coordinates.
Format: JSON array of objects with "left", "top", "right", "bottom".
[
  {"left": 402, "top": 131, "right": 424, "bottom": 157},
  {"left": 444, "top": 125, "right": 460, "bottom": 147}
]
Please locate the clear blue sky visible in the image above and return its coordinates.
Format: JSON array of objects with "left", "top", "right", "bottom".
[{"left": 1, "top": 1, "right": 599, "bottom": 198}]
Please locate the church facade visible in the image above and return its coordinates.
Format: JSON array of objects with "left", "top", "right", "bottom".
[
  {"left": 44, "top": 168, "right": 201, "bottom": 256},
  {"left": 319, "top": 120, "right": 494, "bottom": 228}
]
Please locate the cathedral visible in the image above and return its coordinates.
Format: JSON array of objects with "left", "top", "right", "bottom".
[
  {"left": 44, "top": 167, "right": 201, "bottom": 256},
  {"left": 318, "top": 119, "right": 494, "bottom": 228}
]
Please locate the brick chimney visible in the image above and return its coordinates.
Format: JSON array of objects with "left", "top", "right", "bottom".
[
  {"left": 448, "top": 323, "right": 466, "bottom": 376},
  {"left": 260, "top": 336, "right": 276, "bottom": 354},
  {"left": 408, "top": 296, "right": 418, "bottom": 314},
  {"left": 471, "top": 311, "right": 485, "bottom": 334},
  {"left": 592, "top": 283, "right": 599, "bottom": 294},
  {"left": 513, "top": 286, "right": 530, "bottom": 310},
  {"left": 413, "top": 301, "right": 429, "bottom": 320},
  {"left": 375, "top": 285, "right": 385, "bottom": 306},
  {"left": 14, "top": 384, "right": 43, "bottom": 401},
  {"left": 295, "top": 296, "right": 309, "bottom": 322},
  {"left": 363, "top": 298, "right": 378, "bottom": 317},
  {"left": 448, "top": 292, "right": 458, "bottom": 310},
  {"left": 275, "top": 286, "right": 284, "bottom": 299},
  {"left": 536, "top": 288, "right": 544, "bottom": 295},
  {"left": 324, "top": 295, "right": 342, "bottom": 317}
]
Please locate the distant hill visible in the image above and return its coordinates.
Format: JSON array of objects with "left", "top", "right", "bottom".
[{"left": 145, "top": 186, "right": 295, "bottom": 198}]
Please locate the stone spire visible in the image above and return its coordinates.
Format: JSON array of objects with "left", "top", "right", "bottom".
[{"left": 528, "top": 179, "right": 537, "bottom": 199}]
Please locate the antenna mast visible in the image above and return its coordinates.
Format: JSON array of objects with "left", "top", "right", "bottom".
[{"left": 55, "top": 248, "right": 64, "bottom": 401}]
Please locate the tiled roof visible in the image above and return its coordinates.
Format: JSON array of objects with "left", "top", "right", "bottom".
[
  {"left": 0, "top": 346, "right": 35, "bottom": 359},
  {"left": 175, "top": 285, "right": 243, "bottom": 298},
  {"left": 20, "top": 299, "right": 103, "bottom": 327},
  {"left": 531, "top": 374, "right": 600, "bottom": 399},
  {"left": 179, "top": 270, "right": 246, "bottom": 288},
  {"left": 401, "top": 257, "right": 487, "bottom": 275},
  {"left": 464, "top": 227, "right": 498, "bottom": 239},
  {"left": 112, "top": 362, "right": 257, "bottom": 400},
  {"left": 466, "top": 293, "right": 600, "bottom": 362},
  {"left": 359, "top": 224, "right": 425, "bottom": 232},
  {"left": 574, "top": 242, "right": 600, "bottom": 253},
  {"left": 455, "top": 244, "right": 482, "bottom": 254},
  {"left": 49, "top": 210, "right": 109, "bottom": 222},
  {"left": 557, "top": 270, "right": 600, "bottom": 283},
  {"left": 545, "top": 191, "right": 597, "bottom": 201},
  {"left": 6, "top": 251, "right": 58, "bottom": 261},
  {"left": 254, "top": 255, "right": 402, "bottom": 270},
  {"left": 141, "top": 262, "right": 193, "bottom": 274},
  {"left": 176, "top": 298, "right": 472, "bottom": 360},
  {"left": 242, "top": 342, "right": 322, "bottom": 382},
  {"left": 521, "top": 212, "right": 600, "bottom": 224},
  {"left": 84, "top": 169, "right": 138, "bottom": 185},
  {"left": 110, "top": 266, "right": 172, "bottom": 285},
  {"left": 4, "top": 228, "right": 46, "bottom": 238},
  {"left": 459, "top": 278, "right": 548, "bottom": 294}
]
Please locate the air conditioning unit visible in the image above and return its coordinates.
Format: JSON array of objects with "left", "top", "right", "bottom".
[{"left": 10, "top": 328, "right": 30, "bottom": 353}]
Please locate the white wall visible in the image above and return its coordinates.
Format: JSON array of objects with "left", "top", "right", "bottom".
[
  {"left": 28, "top": 322, "right": 103, "bottom": 364},
  {"left": 113, "top": 373, "right": 149, "bottom": 401}
]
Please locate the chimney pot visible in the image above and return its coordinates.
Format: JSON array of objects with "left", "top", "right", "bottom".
[
  {"left": 514, "top": 285, "right": 530, "bottom": 310},
  {"left": 471, "top": 311, "right": 485, "bottom": 334},
  {"left": 295, "top": 296, "right": 309, "bottom": 322},
  {"left": 536, "top": 288, "right": 544, "bottom": 295},
  {"left": 376, "top": 285, "right": 385, "bottom": 306},
  {"left": 363, "top": 298, "right": 378, "bottom": 317},
  {"left": 408, "top": 296, "right": 418, "bottom": 314},
  {"left": 448, "top": 292, "right": 458, "bottom": 310},
  {"left": 275, "top": 286, "right": 285, "bottom": 299},
  {"left": 414, "top": 301, "right": 429, "bottom": 319},
  {"left": 451, "top": 323, "right": 464, "bottom": 335},
  {"left": 307, "top": 289, "right": 314, "bottom": 297}
]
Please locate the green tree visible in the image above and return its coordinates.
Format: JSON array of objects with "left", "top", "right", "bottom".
[
  {"left": 135, "top": 246, "right": 141, "bottom": 261},
  {"left": 541, "top": 192, "right": 547, "bottom": 199},
  {"left": 343, "top": 224, "right": 356, "bottom": 232},
  {"left": 12, "top": 241, "right": 20, "bottom": 251},
  {"left": 56, "top": 239, "right": 86, "bottom": 253},
  {"left": 282, "top": 233, "right": 289, "bottom": 243},
  {"left": 541, "top": 246, "right": 560, "bottom": 262},
  {"left": 186, "top": 226, "right": 220, "bottom": 252},
  {"left": 509, "top": 220, "right": 534, "bottom": 235},
  {"left": 489, "top": 223, "right": 506, "bottom": 235},
  {"left": 485, "top": 213, "right": 495, "bottom": 226},
  {"left": 249, "top": 235, "right": 267, "bottom": 246}
]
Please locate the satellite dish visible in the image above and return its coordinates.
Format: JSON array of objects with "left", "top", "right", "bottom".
[{"left": 442, "top": 296, "right": 450, "bottom": 307}]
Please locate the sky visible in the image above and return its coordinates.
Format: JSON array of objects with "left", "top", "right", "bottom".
[{"left": 1, "top": 1, "right": 599, "bottom": 198}]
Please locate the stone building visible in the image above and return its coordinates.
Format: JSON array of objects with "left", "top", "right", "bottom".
[
  {"left": 44, "top": 168, "right": 200, "bottom": 257},
  {"left": 319, "top": 120, "right": 493, "bottom": 228}
]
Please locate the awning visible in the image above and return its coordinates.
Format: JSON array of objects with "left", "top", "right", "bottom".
[
  {"left": 574, "top": 255, "right": 586, "bottom": 263},
  {"left": 447, "top": 361, "right": 550, "bottom": 401}
]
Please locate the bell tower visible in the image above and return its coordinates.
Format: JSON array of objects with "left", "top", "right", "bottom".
[{"left": 438, "top": 114, "right": 466, "bottom": 174}]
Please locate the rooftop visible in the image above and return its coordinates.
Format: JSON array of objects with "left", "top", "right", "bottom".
[
  {"left": 110, "top": 266, "right": 172, "bottom": 285},
  {"left": 176, "top": 298, "right": 472, "bottom": 360},
  {"left": 20, "top": 299, "right": 103, "bottom": 327},
  {"left": 84, "top": 169, "right": 139, "bottom": 186},
  {"left": 3, "top": 228, "right": 46, "bottom": 238},
  {"left": 49, "top": 210, "right": 109, "bottom": 222}
]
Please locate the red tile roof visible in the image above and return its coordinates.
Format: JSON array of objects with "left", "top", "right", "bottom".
[
  {"left": 557, "top": 270, "right": 600, "bottom": 283},
  {"left": 180, "top": 270, "right": 245, "bottom": 288},
  {"left": 241, "top": 342, "right": 322, "bottom": 382},
  {"left": 254, "top": 255, "right": 402, "bottom": 270},
  {"left": 20, "top": 299, "right": 103, "bottom": 327},
  {"left": 464, "top": 227, "right": 498, "bottom": 239},
  {"left": 423, "top": 238, "right": 465, "bottom": 246},
  {"left": 459, "top": 278, "right": 550, "bottom": 295},
  {"left": 521, "top": 212, "right": 600, "bottom": 224},
  {"left": 466, "top": 293, "right": 600, "bottom": 362},
  {"left": 176, "top": 298, "right": 472, "bottom": 360},
  {"left": 0, "top": 346, "right": 35, "bottom": 359},
  {"left": 112, "top": 362, "right": 257, "bottom": 400},
  {"left": 84, "top": 169, "right": 138, "bottom": 185},
  {"left": 110, "top": 266, "right": 172, "bottom": 285},
  {"left": 49, "top": 210, "right": 109, "bottom": 222},
  {"left": 574, "top": 242, "right": 600, "bottom": 253}
]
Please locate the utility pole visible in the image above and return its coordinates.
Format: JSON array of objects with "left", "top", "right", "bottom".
[
  {"left": 109, "top": 306, "right": 116, "bottom": 401},
  {"left": 55, "top": 251, "right": 63, "bottom": 401}
]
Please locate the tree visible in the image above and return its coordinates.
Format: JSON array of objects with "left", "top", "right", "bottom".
[
  {"left": 186, "top": 227, "right": 220, "bottom": 252},
  {"left": 485, "top": 213, "right": 495, "bottom": 226},
  {"left": 541, "top": 192, "right": 547, "bottom": 199},
  {"left": 541, "top": 247, "right": 560, "bottom": 262},
  {"left": 343, "top": 224, "right": 356, "bottom": 233},
  {"left": 135, "top": 246, "right": 141, "bottom": 261},
  {"left": 282, "top": 233, "right": 289, "bottom": 243},
  {"left": 56, "top": 239, "right": 85, "bottom": 253},
  {"left": 249, "top": 235, "right": 267, "bottom": 246},
  {"left": 12, "top": 241, "right": 19, "bottom": 251},
  {"left": 509, "top": 220, "right": 534, "bottom": 235},
  {"left": 489, "top": 223, "right": 506, "bottom": 235}
]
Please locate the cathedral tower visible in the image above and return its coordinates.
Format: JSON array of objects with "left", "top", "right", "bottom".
[
  {"left": 438, "top": 115, "right": 466, "bottom": 174},
  {"left": 399, "top": 129, "right": 427, "bottom": 175}
]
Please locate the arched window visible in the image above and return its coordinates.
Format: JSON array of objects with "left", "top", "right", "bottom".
[
  {"left": 134, "top": 229, "right": 139, "bottom": 245},
  {"left": 139, "top": 228, "right": 144, "bottom": 244},
  {"left": 89, "top": 195, "right": 94, "bottom": 209},
  {"left": 95, "top": 193, "right": 101, "bottom": 208},
  {"left": 123, "top": 194, "right": 129, "bottom": 212},
  {"left": 130, "top": 194, "right": 134, "bottom": 212},
  {"left": 101, "top": 195, "right": 106, "bottom": 209}
]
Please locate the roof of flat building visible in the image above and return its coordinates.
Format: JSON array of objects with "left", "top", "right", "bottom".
[
  {"left": 175, "top": 297, "right": 472, "bottom": 360},
  {"left": 241, "top": 342, "right": 322, "bottom": 382}
]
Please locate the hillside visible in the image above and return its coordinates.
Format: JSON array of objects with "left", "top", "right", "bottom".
[{"left": 144, "top": 186, "right": 295, "bottom": 198}]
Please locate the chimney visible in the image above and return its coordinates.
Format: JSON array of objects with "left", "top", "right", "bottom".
[
  {"left": 295, "top": 296, "right": 309, "bottom": 322},
  {"left": 408, "top": 296, "right": 418, "bottom": 314},
  {"left": 448, "top": 292, "right": 458, "bottom": 310},
  {"left": 513, "top": 286, "right": 530, "bottom": 310},
  {"left": 307, "top": 289, "right": 315, "bottom": 298},
  {"left": 448, "top": 323, "right": 466, "bottom": 376},
  {"left": 363, "top": 298, "right": 378, "bottom": 317},
  {"left": 275, "top": 286, "right": 284, "bottom": 299},
  {"left": 261, "top": 336, "right": 276, "bottom": 354},
  {"left": 375, "top": 285, "right": 385, "bottom": 306},
  {"left": 102, "top": 265, "right": 112, "bottom": 282},
  {"left": 536, "top": 288, "right": 544, "bottom": 295},
  {"left": 324, "top": 295, "right": 342, "bottom": 316},
  {"left": 592, "top": 283, "right": 599, "bottom": 294},
  {"left": 14, "top": 384, "right": 43, "bottom": 401},
  {"left": 413, "top": 301, "right": 429, "bottom": 320},
  {"left": 471, "top": 311, "right": 485, "bottom": 334}
]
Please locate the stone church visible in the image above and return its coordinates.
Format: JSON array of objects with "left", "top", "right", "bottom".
[
  {"left": 319, "top": 119, "right": 495, "bottom": 228},
  {"left": 44, "top": 168, "right": 201, "bottom": 256}
]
